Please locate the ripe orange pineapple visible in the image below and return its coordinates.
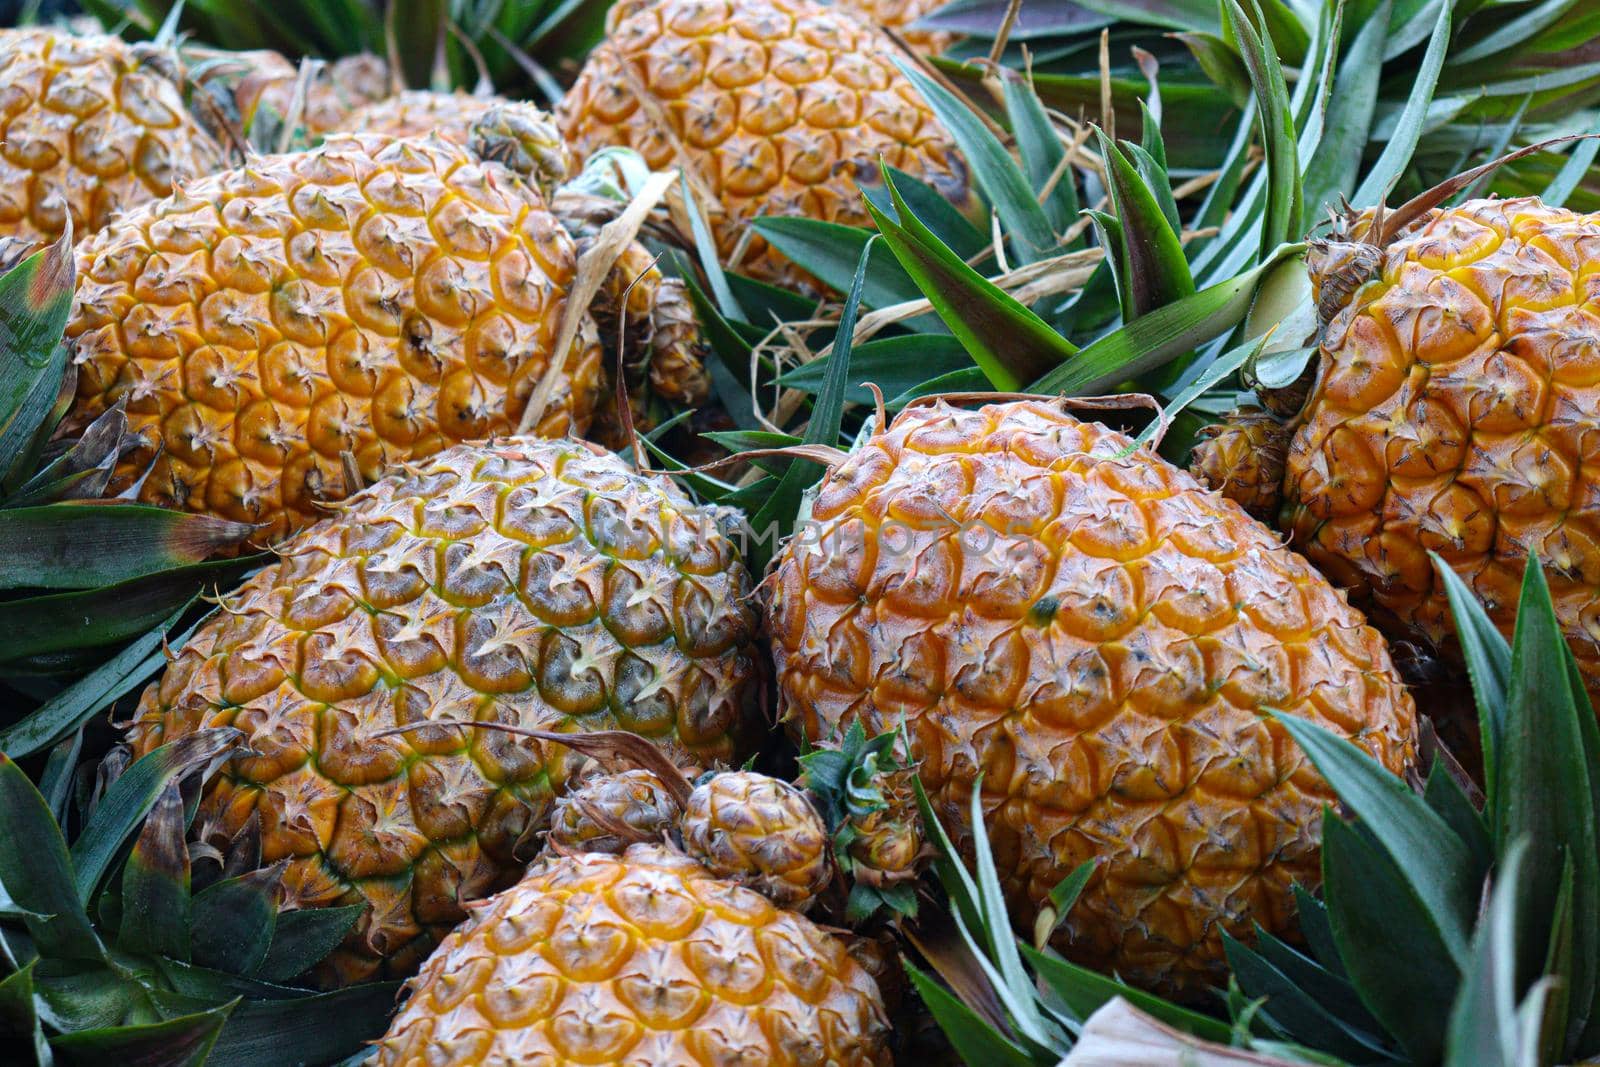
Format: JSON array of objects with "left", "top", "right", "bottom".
[
  {"left": 0, "top": 29, "right": 225, "bottom": 243},
  {"left": 64, "top": 109, "right": 603, "bottom": 544},
  {"left": 557, "top": 0, "right": 972, "bottom": 290},
  {"left": 768, "top": 398, "right": 1418, "bottom": 994},
  {"left": 1284, "top": 196, "right": 1600, "bottom": 704},
  {"left": 372, "top": 845, "right": 892, "bottom": 1065},
  {"left": 122, "top": 437, "right": 764, "bottom": 984}
]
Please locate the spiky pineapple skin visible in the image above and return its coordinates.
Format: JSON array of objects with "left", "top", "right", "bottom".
[
  {"left": 124, "top": 438, "right": 763, "bottom": 984},
  {"left": 342, "top": 90, "right": 500, "bottom": 144},
  {"left": 65, "top": 133, "right": 602, "bottom": 543},
  {"left": 547, "top": 767, "right": 684, "bottom": 855},
  {"left": 834, "top": 0, "right": 955, "bottom": 53},
  {"left": 1189, "top": 406, "right": 1290, "bottom": 521},
  {"left": 768, "top": 399, "right": 1418, "bottom": 994},
  {"left": 681, "top": 771, "right": 832, "bottom": 909},
  {"left": 556, "top": 0, "right": 971, "bottom": 291},
  {"left": 0, "top": 29, "right": 225, "bottom": 244},
  {"left": 373, "top": 845, "right": 891, "bottom": 1066},
  {"left": 1286, "top": 196, "right": 1600, "bottom": 703}
]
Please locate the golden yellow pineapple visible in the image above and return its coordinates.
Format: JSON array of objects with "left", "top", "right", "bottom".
[
  {"left": 64, "top": 113, "right": 603, "bottom": 544},
  {"left": 1188, "top": 405, "right": 1291, "bottom": 521},
  {"left": 681, "top": 770, "right": 833, "bottom": 909},
  {"left": 342, "top": 90, "right": 713, "bottom": 445},
  {"left": 373, "top": 845, "right": 892, "bottom": 1065},
  {"left": 768, "top": 398, "right": 1418, "bottom": 995},
  {"left": 0, "top": 29, "right": 225, "bottom": 244},
  {"left": 1285, "top": 196, "right": 1600, "bottom": 704},
  {"left": 557, "top": 0, "right": 972, "bottom": 290},
  {"left": 123, "top": 437, "right": 764, "bottom": 984}
]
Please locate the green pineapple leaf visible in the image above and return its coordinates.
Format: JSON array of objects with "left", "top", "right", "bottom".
[
  {"left": 751, "top": 218, "right": 920, "bottom": 308},
  {"left": 0, "top": 232, "right": 74, "bottom": 486},
  {"left": 190, "top": 866, "right": 283, "bottom": 976},
  {"left": 893, "top": 59, "right": 1055, "bottom": 264},
  {"left": 115, "top": 783, "right": 191, "bottom": 963},
  {"left": 1095, "top": 130, "right": 1196, "bottom": 318},
  {"left": 71, "top": 729, "right": 242, "bottom": 906},
  {"left": 0, "top": 608, "right": 193, "bottom": 760},
  {"left": 1218, "top": 0, "right": 1302, "bottom": 261},
  {"left": 1443, "top": 838, "right": 1541, "bottom": 1067},
  {"left": 0, "top": 756, "right": 101, "bottom": 961},
  {"left": 0, "top": 505, "right": 256, "bottom": 591},
  {"left": 1222, "top": 931, "right": 1391, "bottom": 1061},
  {"left": 903, "top": 959, "right": 1037, "bottom": 1067},
  {"left": 255, "top": 905, "right": 365, "bottom": 983},
  {"left": 1272, "top": 713, "right": 1477, "bottom": 962},
  {"left": 1494, "top": 556, "right": 1600, "bottom": 1044},
  {"left": 1320, "top": 815, "right": 1461, "bottom": 1063},
  {"left": 1352, "top": 0, "right": 1452, "bottom": 207},
  {"left": 1000, "top": 70, "right": 1080, "bottom": 237},
  {"left": 864, "top": 168, "right": 1076, "bottom": 389},
  {"left": 47, "top": 1002, "right": 233, "bottom": 1066}
]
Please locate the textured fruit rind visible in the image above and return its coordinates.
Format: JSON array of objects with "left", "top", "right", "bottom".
[
  {"left": 125, "top": 438, "right": 763, "bottom": 983},
  {"left": 681, "top": 771, "right": 832, "bottom": 908},
  {"left": 769, "top": 399, "right": 1418, "bottom": 994},
  {"left": 557, "top": 0, "right": 971, "bottom": 291},
  {"left": 66, "top": 133, "right": 603, "bottom": 543},
  {"left": 373, "top": 845, "right": 891, "bottom": 1066},
  {"left": 0, "top": 29, "right": 225, "bottom": 243},
  {"left": 1287, "top": 196, "right": 1600, "bottom": 704}
]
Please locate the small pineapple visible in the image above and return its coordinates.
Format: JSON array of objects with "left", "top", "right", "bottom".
[
  {"left": 372, "top": 845, "right": 892, "bottom": 1065},
  {"left": 768, "top": 398, "right": 1418, "bottom": 995},
  {"left": 680, "top": 770, "right": 834, "bottom": 909},
  {"left": 0, "top": 29, "right": 225, "bottom": 244},
  {"left": 798, "top": 722, "right": 928, "bottom": 921},
  {"left": 1188, "top": 405, "right": 1291, "bottom": 521},
  {"left": 547, "top": 766, "right": 686, "bottom": 855},
  {"left": 557, "top": 0, "right": 973, "bottom": 291},
  {"left": 64, "top": 107, "right": 604, "bottom": 543},
  {"left": 122, "top": 437, "right": 765, "bottom": 984}
]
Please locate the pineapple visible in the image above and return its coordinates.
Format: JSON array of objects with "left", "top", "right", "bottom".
[
  {"left": 767, "top": 398, "right": 1418, "bottom": 995},
  {"left": 0, "top": 29, "right": 225, "bottom": 244},
  {"left": 834, "top": 0, "right": 956, "bottom": 53},
  {"left": 556, "top": 0, "right": 973, "bottom": 291},
  {"left": 122, "top": 437, "right": 765, "bottom": 984},
  {"left": 372, "top": 845, "right": 892, "bottom": 1065},
  {"left": 63, "top": 108, "right": 604, "bottom": 544},
  {"left": 1284, "top": 195, "right": 1600, "bottom": 704},
  {"left": 547, "top": 766, "right": 687, "bottom": 855},
  {"left": 1188, "top": 405, "right": 1291, "bottom": 521},
  {"left": 343, "top": 89, "right": 500, "bottom": 143},
  {"left": 680, "top": 769, "right": 834, "bottom": 909},
  {"left": 340, "top": 89, "right": 714, "bottom": 446}
]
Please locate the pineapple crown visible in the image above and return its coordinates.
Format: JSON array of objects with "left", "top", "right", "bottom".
[
  {"left": 1307, "top": 133, "right": 1594, "bottom": 327},
  {"left": 798, "top": 721, "right": 928, "bottom": 922}
]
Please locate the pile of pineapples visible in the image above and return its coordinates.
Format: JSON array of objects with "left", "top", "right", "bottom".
[{"left": 1, "top": 0, "right": 1599, "bottom": 1064}]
